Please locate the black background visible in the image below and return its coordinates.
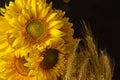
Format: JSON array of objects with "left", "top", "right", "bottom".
[{"left": 0, "top": 0, "right": 120, "bottom": 80}]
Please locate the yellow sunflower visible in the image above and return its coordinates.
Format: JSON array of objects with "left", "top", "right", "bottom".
[
  {"left": 0, "top": 52, "right": 39, "bottom": 80},
  {"left": 24, "top": 38, "right": 78, "bottom": 80},
  {"left": 0, "top": 0, "right": 73, "bottom": 51}
]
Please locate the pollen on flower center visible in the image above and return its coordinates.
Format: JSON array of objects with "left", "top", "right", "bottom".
[
  {"left": 41, "top": 49, "right": 59, "bottom": 69},
  {"left": 15, "top": 58, "right": 29, "bottom": 76},
  {"left": 26, "top": 22, "right": 45, "bottom": 40}
]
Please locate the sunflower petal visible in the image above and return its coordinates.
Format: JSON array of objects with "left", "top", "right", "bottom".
[
  {"left": 50, "top": 29, "right": 66, "bottom": 37},
  {"left": 0, "top": 61, "right": 6, "bottom": 72},
  {"left": 31, "top": 0, "right": 37, "bottom": 19},
  {"left": 49, "top": 20, "right": 64, "bottom": 29},
  {"left": 46, "top": 13, "right": 57, "bottom": 22},
  {"left": 21, "top": 9, "right": 30, "bottom": 20},
  {"left": 15, "top": 0, "right": 26, "bottom": 10},
  {"left": 0, "top": 42, "right": 8, "bottom": 50},
  {"left": 12, "top": 37, "right": 22, "bottom": 48}
]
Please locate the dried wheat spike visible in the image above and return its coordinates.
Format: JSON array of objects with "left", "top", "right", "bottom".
[{"left": 64, "top": 20, "right": 114, "bottom": 80}]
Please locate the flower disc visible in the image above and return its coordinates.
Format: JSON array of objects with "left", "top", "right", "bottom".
[
  {"left": 26, "top": 22, "right": 45, "bottom": 40},
  {"left": 41, "top": 48, "right": 59, "bottom": 69}
]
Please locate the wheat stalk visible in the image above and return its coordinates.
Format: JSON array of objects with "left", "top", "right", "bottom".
[{"left": 64, "top": 20, "right": 114, "bottom": 80}]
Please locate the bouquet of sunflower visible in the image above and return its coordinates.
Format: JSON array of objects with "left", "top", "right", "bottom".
[{"left": 0, "top": 0, "right": 113, "bottom": 80}]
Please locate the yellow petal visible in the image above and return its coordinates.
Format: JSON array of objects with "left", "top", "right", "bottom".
[
  {"left": 0, "top": 17, "right": 11, "bottom": 32},
  {"left": 0, "top": 61, "right": 6, "bottom": 72},
  {"left": 21, "top": 9, "right": 30, "bottom": 20},
  {"left": 31, "top": 0, "right": 37, "bottom": 19},
  {"left": 28, "top": 70, "right": 37, "bottom": 76},
  {"left": 20, "top": 49, "right": 29, "bottom": 58},
  {"left": 9, "top": 18, "right": 21, "bottom": 30},
  {"left": 46, "top": 13, "right": 57, "bottom": 22},
  {"left": 44, "top": 2, "right": 52, "bottom": 17},
  {"left": 0, "top": 42, "right": 8, "bottom": 50},
  {"left": 18, "top": 14, "right": 27, "bottom": 25},
  {"left": 0, "top": 37, "right": 6, "bottom": 43},
  {"left": 49, "top": 20, "right": 64, "bottom": 29},
  {"left": 50, "top": 29, "right": 66, "bottom": 37},
  {"left": 7, "top": 2, "right": 18, "bottom": 13},
  {"left": 0, "top": 8, "right": 6, "bottom": 15},
  {"left": 15, "top": 50, "right": 20, "bottom": 58},
  {"left": 15, "top": 0, "right": 26, "bottom": 10},
  {"left": 0, "top": 46, "right": 12, "bottom": 56},
  {"left": 12, "top": 37, "right": 22, "bottom": 48},
  {"left": 37, "top": 2, "right": 42, "bottom": 15}
]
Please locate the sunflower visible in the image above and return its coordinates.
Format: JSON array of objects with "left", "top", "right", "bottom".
[
  {"left": 0, "top": 52, "right": 39, "bottom": 80},
  {"left": 24, "top": 38, "right": 78, "bottom": 80},
  {"left": 0, "top": 0, "right": 73, "bottom": 52}
]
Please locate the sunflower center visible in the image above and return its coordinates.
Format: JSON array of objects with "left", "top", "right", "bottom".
[
  {"left": 41, "top": 49, "right": 59, "bottom": 69},
  {"left": 15, "top": 57, "right": 29, "bottom": 76},
  {"left": 26, "top": 22, "right": 45, "bottom": 39}
]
